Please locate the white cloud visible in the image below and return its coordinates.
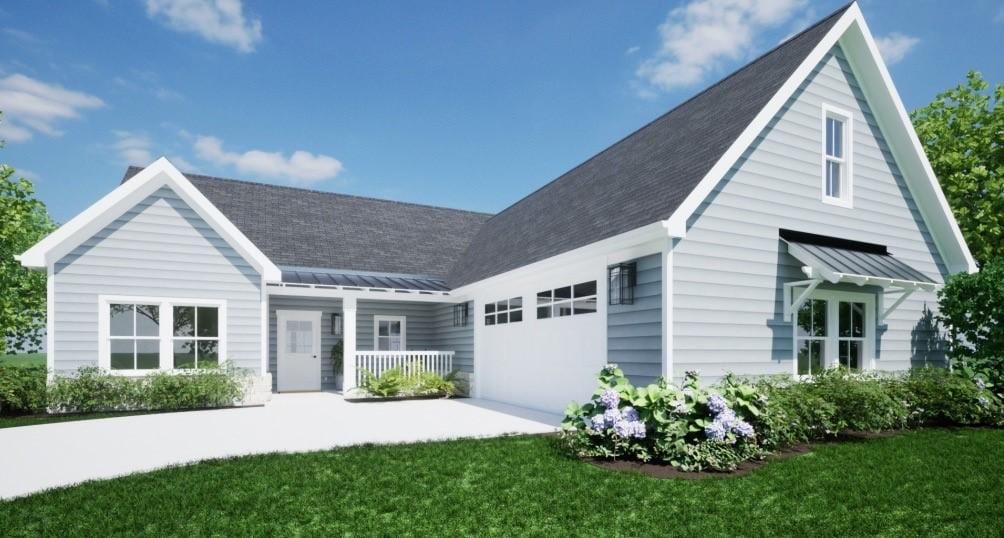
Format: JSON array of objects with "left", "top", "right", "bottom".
[
  {"left": 0, "top": 74, "right": 104, "bottom": 142},
  {"left": 193, "top": 135, "right": 343, "bottom": 184},
  {"left": 625, "top": 46, "right": 640, "bottom": 55},
  {"left": 113, "top": 130, "right": 155, "bottom": 166},
  {"left": 145, "top": 0, "right": 262, "bottom": 53},
  {"left": 874, "top": 33, "right": 919, "bottom": 66},
  {"left": 635, "top": 0, "right": 806, "bottom": 93},
  {"left": 995, "top": 7, "right": 1004, "bottom": 24}
]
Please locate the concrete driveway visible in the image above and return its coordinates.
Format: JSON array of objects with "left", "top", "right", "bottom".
[{"left": 0, "top": 393, "right": 560, "bottom": 499}]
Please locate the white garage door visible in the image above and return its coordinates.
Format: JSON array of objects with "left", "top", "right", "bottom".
[{"left": 479, "top": 292, "right": 607, "bottom": 414}]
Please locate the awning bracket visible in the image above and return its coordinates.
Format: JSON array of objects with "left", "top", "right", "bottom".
[{"left": 783, "top": 278, "right": 823, "bottom": 322}]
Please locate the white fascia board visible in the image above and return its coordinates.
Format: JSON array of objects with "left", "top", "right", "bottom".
[
  {"left": 836, "top": 13, "right": 976, "bottom": 274},
  {"left": 17, "top": 158, "right": 282, "bottom": 281},
  {"left": 661, "top": 3, "right": 976, "bottom": 275},
  {"left": 449, "top": 221, "right": 668, "bottom": 296},
  {"left": 266, "top": 284, "right": 460, "bottom": 304}
]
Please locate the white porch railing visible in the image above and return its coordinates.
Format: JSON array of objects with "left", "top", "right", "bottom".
[{"left": 353, "top": 351, "right": 455, "bottom": 386}]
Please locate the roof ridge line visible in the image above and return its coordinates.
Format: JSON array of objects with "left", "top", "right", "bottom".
[
  {"left": 477, "top": 1, "right": 855, "bottom": 227},
  {"left": 124, "top": 165, "right": 494, "bottom": 218}
]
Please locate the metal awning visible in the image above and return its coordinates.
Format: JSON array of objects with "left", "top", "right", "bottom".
[
  {"left": 779, "top": 230, "right": 940, "bottom": 322},
  {"left": 271, "top": 266, "right": 451, "bottom": 296}
]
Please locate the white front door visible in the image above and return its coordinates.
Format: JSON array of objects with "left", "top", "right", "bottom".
[{"left": 277, "top": 310, "right": 322, "bottom": 392}]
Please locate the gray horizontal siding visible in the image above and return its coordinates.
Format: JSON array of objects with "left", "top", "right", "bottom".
[
  {"left": 673, "top": 44, "right": 948, "bottom": 382},
  {"left": 608, "top": 254, "right": 661, "bottom": 386},
  {"left": 53, "top": 186, "right": 262, "bottom": 374},
  {"left": 268, "top": 296, "right": 343, "bottom": 391},
  {"left": 430, "top": 301, "right": 474, "bottom": 374},
  {"left": 356, "top": 300, "right": 438, "bottom": 351}
]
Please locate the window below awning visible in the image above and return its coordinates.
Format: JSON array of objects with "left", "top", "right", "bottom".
[{"left": 779, "top": 230, "right": 940, "bottom": 323}]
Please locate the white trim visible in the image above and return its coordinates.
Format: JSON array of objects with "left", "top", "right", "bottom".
[
  {"left": 661, "top": 4, "right": 976, "bottom": 275},
  {"left": 373, "top": 315, "right": 407, "bottom": 351},
  {"left": 342, "top": 297, "right": 358, "bottom": 391},
  {"left": 97, "top": 295, "right": 227, "bottom": 375},
  {"left": 471, "top": 297, "right": 483, "bottom": 398},
  {"left": 791, "top": 288, "right": 876, "bottom": 376},
  {"left": 46, "top": 265, "right": 54, "bottom": 381},
  {"left": 17, "top": 158, "right": 282, "bottom": 281},
  {"left": 660, "top": 238, "right": 674, "bottom": 380},
  {"left": 267, "top": 284, "right": 458, "bottom": 303},
  {"left": 260, "top": 276, "right": 269, "bottom": 376},
  {"left": 821, "top": 103, "right": 853, "bottom": 208}
]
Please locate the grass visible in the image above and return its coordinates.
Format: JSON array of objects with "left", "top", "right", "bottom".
[
  {"left": 0, "top": 411, "right": 153, "bottom": 430},
  {"left": 1, "top": 429, "right": 1002, "bottom": 536},
  {"left": 0, "top": 353, "right": 44, "bottom": 368}
]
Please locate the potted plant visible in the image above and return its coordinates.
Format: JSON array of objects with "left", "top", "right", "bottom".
[{"left": 332, "top": 341, "right": 344, "bottom": 391}]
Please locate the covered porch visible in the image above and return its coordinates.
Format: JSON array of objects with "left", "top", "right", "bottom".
[{"left": 266, "top": 267, "right": 472, "bottom": 394}]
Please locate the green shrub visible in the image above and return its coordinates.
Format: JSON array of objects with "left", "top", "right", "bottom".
[
  {"left": 140, "top": 367, "right": 244, "bottom": 410},
  {"left": 808, "top": 370, "right": 910, "bottom": 432},
  {"left": 938, "top": 259, "right": 1004, "bottom": 361},
  {"left": 47, "top": 365, "right": 245, "bottom": 414},
  {"left": 0, "top": 364, "right": 47, "bottom": 415},
  {"left": 47, "top": 366, "right": 143, "bottom": 413},
  {"left": 356, "top": 363, "right": 461, "bottom": 399},
  {"left": 754, "top": 376, "right": 839, "bottom": 448},
  {"left": 902, "top": 367, "right": 1000, "bottom": 426}
]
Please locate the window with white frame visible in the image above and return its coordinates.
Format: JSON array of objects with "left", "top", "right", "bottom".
[
  {"left": 374, "top": 316, "right": 406, "bottom": 350},
  {"left": 103, "top": 297, "right": 226, "bottom": 372},
  {"left": 109, "top": 303, "right": 161, "bottom": 370},
  {"left": 822, "top": 105, "right": 852, "bottom": 206},
  {"left": 172, "top": 306, "right": 220, "bottom": 368},
  {"left": 485, "top": 297, "right": 522, "bottom": 326},
  {"left": 536, "top": 281, "right": 597, "bottom": 319},
  {"left": 794, "top": 291, "right": 872, "bottom": 376}
]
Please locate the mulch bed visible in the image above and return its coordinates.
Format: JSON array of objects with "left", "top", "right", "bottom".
[{"left": 587, "top": 429, "right": 904, "bottom": 479}]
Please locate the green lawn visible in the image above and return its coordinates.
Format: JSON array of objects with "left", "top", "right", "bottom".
[
  {"left": 0, "top": 353, "right": 45, "bottom": 368},
  {"left": 0, "top": 411, "right": 154, "bottom": 430},
  {"left": 1, "top": 429, "right": 1002, "bottom": 536}
]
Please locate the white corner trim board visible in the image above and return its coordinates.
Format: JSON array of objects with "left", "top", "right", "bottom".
[
  {"left": 17, "top": 157, "right": 281, "bottom": 281},
  {"left": 659, "top": 3, "right": 976, "bottom": 275}
]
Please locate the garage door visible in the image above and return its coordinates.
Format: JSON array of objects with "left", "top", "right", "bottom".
[{"left": 479, "top": 299, "right": 606, "bottom": 414}]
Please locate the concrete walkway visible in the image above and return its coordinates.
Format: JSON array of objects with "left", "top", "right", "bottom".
[{"left": 0, "top": 393, "right": 560, "bottom": 499}]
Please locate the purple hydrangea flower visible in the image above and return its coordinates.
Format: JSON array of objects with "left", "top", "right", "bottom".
[
  {"left": 589, "top": 414, "right": 606, "bottom": 431},
  {"left": 704, "top": 420, "right": 727, "bottom": 442},
  {"left": 600, "top": 389, "right": 620, "bottom": 410},
  {"left": 603, "top": 407, "right": 621, "bottom": 426},
  {"left": 978, "top": 395, "right": 990, "bottom": 408},
  {"left": 707, "top": 394, "right": 728, "bottom": 414},
  {"left": 630, "top": 421, "right": 647, "bottom": 439},
  {"left": 622, "top": 406, "right": 640, "bottom": 422},
  {"left": 613, "top": 420, "right": 632, "bottom": 438},
  {"left": 734, "top": 420, "right": 755, "bottom": 438},
  {"left": 716, "top": 408, "right": 737, "bottom": 428},
  {"left": 976, "top": 378, "right": 987, "bottom": 390}
]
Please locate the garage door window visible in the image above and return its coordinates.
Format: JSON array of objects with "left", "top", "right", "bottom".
[
  {"left": 537, "top": 281, "right": 597, "bottom": 319},
  {"left": 485, "top": 297, "right": 522, "bottom": 326}
]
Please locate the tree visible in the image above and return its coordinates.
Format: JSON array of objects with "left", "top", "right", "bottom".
[
  {"left": 911, "top": 71, "right": 1003, "bottom": 267},
  {"left": 0, "top": 112, "right": 57, "bottom": 354}
]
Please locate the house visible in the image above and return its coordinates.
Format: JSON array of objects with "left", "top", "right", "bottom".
[{"left": 17, "top": 3, "right": 975, "bottom": 413}]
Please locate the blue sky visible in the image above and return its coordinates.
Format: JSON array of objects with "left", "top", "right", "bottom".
[{"left": 1, "top": 0, "right": 1002, "bottom": 222}]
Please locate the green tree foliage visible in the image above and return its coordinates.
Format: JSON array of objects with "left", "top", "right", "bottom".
[
  {"left": 1, "top": 113, "right": 57, "bottom": 353},
  {"left": 938, "top": 259, "right": 1004, "bottom": 362},
  {"left": 911, "top": 71, "right": 1003, "bottom": 266}
]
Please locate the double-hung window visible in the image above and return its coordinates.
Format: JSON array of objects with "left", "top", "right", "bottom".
[
  {"left": 172, "top": 306, "right": 220, "bottom": 368},
  {"left": 374, "top": 316, "right": 406, "bottom": 350},
  {"left": 822, "top": 105, "right": 852, "bottom": 207},
  {"left": 109, "top": 304, "right": 161, "bottom": 370},
  {"left": 794, "top": 290, "right": 873, "bottom": 376}
]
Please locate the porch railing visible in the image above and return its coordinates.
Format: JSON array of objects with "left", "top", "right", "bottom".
[{"left": 353, "top": 351, "right": 455, "bottom": 386}]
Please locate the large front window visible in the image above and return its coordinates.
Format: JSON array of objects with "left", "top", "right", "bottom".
[
  {"left": 794, "top": 291, "right": 872, "bottom": 375},
  {"left": 102, "top": 297, "right": 226, "bottom": 373}
]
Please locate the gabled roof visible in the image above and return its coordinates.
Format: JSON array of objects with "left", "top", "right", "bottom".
[
  {"left": 122, "top": 167, "right": 492, "bottom": 280},
  {"left": 19, "top": 158, "right": 281, "bottom": 281},
  {"left": 446, "top": 4, "right": 852, "bottom": 288}
]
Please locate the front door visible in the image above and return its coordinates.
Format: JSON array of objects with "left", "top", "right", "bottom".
[{"left": 277, "top": 310, "right": 322, "bottom": 392}]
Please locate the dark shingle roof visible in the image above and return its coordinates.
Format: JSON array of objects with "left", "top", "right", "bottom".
[
  {"left": 446, "top": 4, "right": 850, "bottom": 288},
  {"left": 122, "top": 168, "right": 492, "bottom": 279}
]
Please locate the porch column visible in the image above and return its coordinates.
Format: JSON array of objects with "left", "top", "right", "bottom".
[{"left": 342, "top": 296, "right": 357, "bottom": 392}]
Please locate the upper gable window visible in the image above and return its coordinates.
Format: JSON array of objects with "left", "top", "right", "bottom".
[{"left": 822, "top": 105, "right": 853, "bottom": 207}]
